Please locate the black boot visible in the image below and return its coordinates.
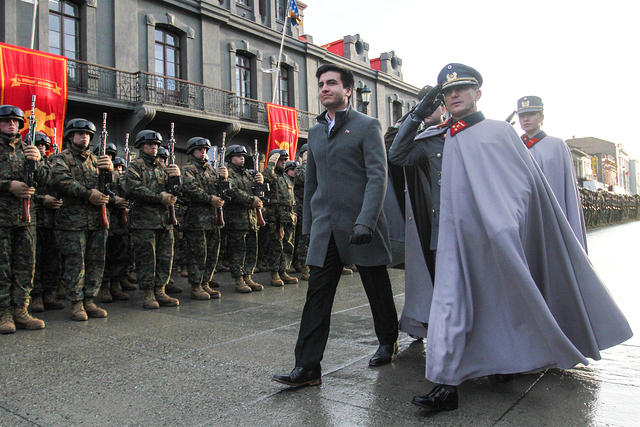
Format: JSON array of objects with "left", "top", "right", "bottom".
[
  {"left": 272, "top": 366, "right": 321, "bottom": 388},
  {"left": 412, "top": 384, "right": 458, "bottom": 412},
  {"left": 369, "top": 342, "right": 398, "bottom": 367}
]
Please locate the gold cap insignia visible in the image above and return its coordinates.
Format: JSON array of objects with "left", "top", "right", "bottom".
[
  {"left": 446, "top": 72, "right": 457, "bottom": 82},
  {"left": 521, "top": 99, "right": 530, "bottom": 108}
]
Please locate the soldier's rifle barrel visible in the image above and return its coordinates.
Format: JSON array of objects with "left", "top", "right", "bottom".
[
  {"left": 98, "top": 112, "right": 111, "bottom": 228},
  {"left": 167, "top": 122, "right": 179, "bottom": 226},
  {"left": 215, "top": 132, "right": 227, "bottom": 227},
  {"left": 121, "top": 132, "right": 130, "bottom": 226},
  {"left": 23, "top": 95, "right": 38, "bottom": 223},
  {"left": 253, "top": 138, "right": 266, "bottom": 227}
]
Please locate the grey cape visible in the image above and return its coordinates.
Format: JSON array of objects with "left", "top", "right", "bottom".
[
  {"left": 304, "top": 107, "right": 391, "bottom": 267},
  {"left": 527, "top": 134, "right": 588, "bottom": 251},
  {"left": 426, "top": 117, "right": 632, "bottom": 386}
]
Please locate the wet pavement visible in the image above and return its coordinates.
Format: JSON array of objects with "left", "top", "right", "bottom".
[{"left": 1, "top": 222, "right": 638, "bottom": 426}]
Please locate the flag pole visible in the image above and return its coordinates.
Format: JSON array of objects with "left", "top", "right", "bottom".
[
  {"left": 271, "top": 5, "right": 290, "bottom": 104},
  {"left": 30, "top": 0, "right": 39, "bottom": 49}
]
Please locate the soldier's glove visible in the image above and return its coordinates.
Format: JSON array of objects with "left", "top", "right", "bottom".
[
  {"left": 349, "top": 224, "right": 373, "bottom": 245},
  {"left": 411, "top": 84, "right": 442, "bottom": 121}
]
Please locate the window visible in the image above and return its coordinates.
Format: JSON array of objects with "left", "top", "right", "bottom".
[
  {"left": 48, "top": 0, "right": 80, "bottom": 59},
  {"left": 276, "top": 0, "right": 287, "bottom": 21},
  {"left": 235, "top": 54, "right": 252, "bottom": 99},
  {"left": 392, "top": 101, "right": 403, "bottom": 123},
  {"left": 356, "top": 90, "right": 364, "bottom": 113},
  {"left": 278, "top": 66, "right": 291, "bottom": 106},
  {"left": 236, "top": 0, "right": 250, "bottom": 5},
  {"left": 154, "top": 28, "right": 181, "bottom": 90}
]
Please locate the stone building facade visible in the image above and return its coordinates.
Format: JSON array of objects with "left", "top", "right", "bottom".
[{"left": 1, "top": 0, "right": 420, "bottom": 161}]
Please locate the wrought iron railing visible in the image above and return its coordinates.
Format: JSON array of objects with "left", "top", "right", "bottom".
[{"left": 67, "top": 59, "right": 316, "bottom": 132}]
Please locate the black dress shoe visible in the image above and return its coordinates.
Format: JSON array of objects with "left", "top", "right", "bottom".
[
  {"left": 412, "top": 384, "right": 458, "bottom": 412},
  {"left": 272, "top": 367, "right": 321, "bottom": 387},
  {"left": 368, "top": 341, "right": 398, "bottom": 367}
]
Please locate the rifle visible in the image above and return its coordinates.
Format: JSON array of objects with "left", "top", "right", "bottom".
[
  {"left": 97, "top": 113, "right": 114, "bottom": 228},
  {"left": 249, "top": 138, "right": 267, "bottom": 226},
  {"left": 212, "top": 132, "right": 230, "bottom": 227},
  {"left": 506, "top": 110, "right": 517, "bottom": 126},
  {"left": 167, "top": 122, "right": 181, "bottom": 226},
  {"left": 23, "top": 95, "right": 38, "bottom": 223},
  {"left": 52, "top": 127, "right": 59, "bottom": 155},
  {"left": 121, "top": 132, "right": 130, "bottom": 225}
]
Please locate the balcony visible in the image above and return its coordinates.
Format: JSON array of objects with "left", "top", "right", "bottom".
[{"left": 66, "top": 59, "right": 316, "bottom": 133}]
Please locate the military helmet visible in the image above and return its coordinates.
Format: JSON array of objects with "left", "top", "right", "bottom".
[
  {"left": 297, "top": 144, "right": 308, "bottom": 155},
  {"left": 63, "top": 118, "right": 96, "bottom": 140},
  {"left": 94, "top": 142, "right": 117, "bottom": 157},
  {"left": 30, "top": 131, "right": 52, "bottom": 148},
  {"left": 186, "top": 136, "right": 211, "bottom": 154},
  {"left": 134, "top": 130, "right": 163, "bottom": 148},
  {"left": 268, "top": 148, "right": 289, "bottom": 160},
  {"left": 113, "top": 156, "right": 126, "bottom": 168},
  {"left": 225, "top": 144, "right": 248, "bottom": 161},
  {"left": 0, "top": 105, "right": 25, "bottom": 129},
  {"left": 284, "top": 160, "right": 298, "bottom": 173},
  {"left": 157, "top": 146, "right": 169, "bottom": 159}
]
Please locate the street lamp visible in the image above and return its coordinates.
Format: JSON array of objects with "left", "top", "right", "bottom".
[{"left": 361, "top": 85, "right": 372, "bottom": 114}]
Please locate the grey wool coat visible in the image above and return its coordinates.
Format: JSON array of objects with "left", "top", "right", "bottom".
[{"left": 303, "top": 106, "right": 392, "bottom": 267}]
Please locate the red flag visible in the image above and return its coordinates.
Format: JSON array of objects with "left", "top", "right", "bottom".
[
  {"left": 0, "top": 42, "right": 68, "bottom": 153},
  {"left": 266, "top": 103, "right": 299, "bottom": 167}
]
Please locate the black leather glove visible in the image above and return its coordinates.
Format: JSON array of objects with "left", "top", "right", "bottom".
[
  {"left": 349, "top": 224, "right": 373, "bottom": 245},
  {"left": 412, "top": 84, "right": 442, "bottom": 121}
]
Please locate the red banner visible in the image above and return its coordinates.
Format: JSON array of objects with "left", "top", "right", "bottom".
[
  {"left": 266, "top": 103, "right": 299, "bottom": 167},
  {"left": 0, "top": 42, "right": 68, "bottom": 153}
]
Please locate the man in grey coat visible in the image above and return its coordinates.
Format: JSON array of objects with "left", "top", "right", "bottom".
[{"left": 272, "top": 64, "right": 399, "bottom": 388}]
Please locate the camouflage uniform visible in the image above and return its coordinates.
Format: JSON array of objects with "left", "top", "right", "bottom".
[
  {"left": 0, "top": 133, "right": 43, "bottom": 313},
  {"left": 181, "top": 156, "right": 222, "bottom": 295},
  {"left": 263, "top": 160, "right": 296, "bottom": 273},
  {"left": 293, "top": 160, "right": 308, "bottom": 266},
  {"left": 102, "top": 172, "right": 130, "bottom": 293},
  {"left": 50, "top": 145, "right": 109, "bottom": 303},
  {"left": 225, "top": 162, "right": 259, "bottom": 278},
  {"left": 123, "top": 152, "right": 176, "bottom": 293},
  {"left": 32, "top": 154, "right": 63, "bottom": 308}
]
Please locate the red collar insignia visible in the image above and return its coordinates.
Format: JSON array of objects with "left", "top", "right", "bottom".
[{"left": 450, "top": 120, "right": 468, "bottom": 136}]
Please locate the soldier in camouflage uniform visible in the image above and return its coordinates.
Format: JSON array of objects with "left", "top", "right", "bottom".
[
  {"left": 31, "top": 131, "right": 64, "bottom": 312},
  {"left": 0, "top": 105, "right": 46, "bottom": 334},
  {"left": 99, "top": 156, "right": 130, "bottom": 303},
  {"left": 293, "top": 144, "right": 310, "bottom": 280},
  {"left": 263, "top": 149, "right": 298, "bottom": 287},
  {"left": 155, "top": 146, "right": 183, "bottom": 294},
  {"left": 49, "top": 118, "right": 115, "bottom": 321},
  {"left": 123, "top": 130, "right": 181, "bottom": 309},
  {"left": 225, "top": 145, "right": 265, "bottom": 293},
  {"left": 180, "top": 136, "right": 228, "bottom": 300}
]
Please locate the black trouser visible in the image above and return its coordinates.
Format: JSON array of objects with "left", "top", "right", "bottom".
[{"left": 294, "top": 234, "right": 398, "bottom": 369}]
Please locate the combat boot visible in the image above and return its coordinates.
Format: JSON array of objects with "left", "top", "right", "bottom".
[
  {"left": 243, "top": 275, "right": 263, "bottom": 292},
  {"left": 43, "top": 290, "right": 64, "bottom": 310},
  {"left": 202, "top": 283, "right": 221, "bottom": 299},
  {"left": 143, "top": 289, "right": 159, "bottom": 310},
  {"left": 71, "top": 301, "right": 88, "bottom": 321},
  {"left": 84, "top": 298, "right": 108, "bottom": 318},
  {"left": 165, "top": 279, "right": 183, "bottom": 294},
  {"left": 0, "top": 308, "right": 16, "bottom": 334},
  {"left": 347, "top": 264, "right": 358, "bottom": 273},
  {"left": 127, "top": 271, "right": 138, "bottom": 283},
  {"left": 294, "top": 260, "right": 305, "bottom": 273},
  {"left": 191, "top": 284, "right": 210, "bottom": 300},
  {"left": 14, "top": 306, "right": 45, "bottom": 330},
  {"left": 30, "top": 294, "right": 45, "bottom": 313},
  {"left": 110, "top": 280, "right": 129, "bottom": 301},
  {"left": 279, "top": 271, "right": 299, "bottom": 285},
  {"left": 154, "top": 287, "right": 179, "bottom": 307},
  {"left": 270, "top": 271, "right": 284, "bottom": 287},
  {"left": 121, "top": 277, "right": 137, "bottom": 291},
  {"left": 235, "top": 276, "right": 252, "bottom": 293},
  {"left": 341, "top": 266, "right": 353, "bottom": 275},
  {"left": 98, "top": 281, "right": 113, "bottom": 303},
  {"left": 299, "top": 265, "right": 310, "bottom": 281}
]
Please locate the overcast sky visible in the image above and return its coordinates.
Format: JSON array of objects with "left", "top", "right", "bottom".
[{"left": 302, "top": 0, "right": 640, "bottom": 157}]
